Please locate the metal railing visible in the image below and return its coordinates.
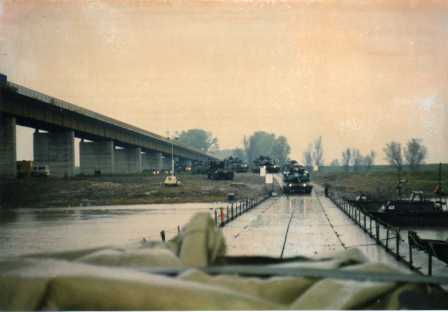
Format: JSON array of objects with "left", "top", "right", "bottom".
[
  {"left": 326, "top": 190, "right": 446, "bottom": 276},
  {"left": 159, "top": 194, "right": 271, "bottom": 241},
  {"left": 213, "top": 194, "right": 271, "bottom": 228}
]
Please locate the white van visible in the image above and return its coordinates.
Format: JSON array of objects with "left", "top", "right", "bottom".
[{"left": 32, "top": 165, "right": 50, "bottom": 177}]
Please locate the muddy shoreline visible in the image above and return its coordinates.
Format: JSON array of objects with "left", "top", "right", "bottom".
[{"left": 0, "top": 173, "right": 266, "bottom": 209}]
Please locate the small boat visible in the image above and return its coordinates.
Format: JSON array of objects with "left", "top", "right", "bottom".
[
  {"left": 347, "top": 194, "right": 383, "bottom": 212},
  {"left": 408, "top": 231, "right": 448, "bottom": 264},
  {"left": 371, "top": 192, "right": 448, "bottom": 227}
]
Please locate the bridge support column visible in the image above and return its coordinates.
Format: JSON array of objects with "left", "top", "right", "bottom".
[
  {"left": 114, "top": 147, "right": 142, "bottom": 174},
  {"left": 0, "top": 115, "right": 16, "bottom": 177},
  {"left": 80, "top": 140, "right": 114, "bottom": 175},
  {"left": 142, "top": 151, "right": 163, "bottom": 171},
  {"left": 33, "top": 130, "right": 75, "bottom": 177},
  {"left": 161, "top": 154, "right": 171, "bottom": 171}
]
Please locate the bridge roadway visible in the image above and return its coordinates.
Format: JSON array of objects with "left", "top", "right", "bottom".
[
  {"left": 223, "top": 184, "right": 448, "bottom": 278},
  {"left": 224, "top": 187, "right": 424, "bottom": 275},
  {"left": 223, "top": 189, "right": 403, "bottom": 263}
]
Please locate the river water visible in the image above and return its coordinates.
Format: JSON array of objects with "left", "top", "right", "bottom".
[
  {"left": 0, "top": 202, "right": 226, "bottom": 258},
  {"left": 1, "top": 200, "right": 447, "bottom": 264}
]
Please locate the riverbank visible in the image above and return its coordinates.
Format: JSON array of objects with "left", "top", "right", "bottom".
[
  {"left": 313, "top": 170, "right": 447, "bottom": 200},
  {"left": 0, "top": 173, "right": 266, "bottom": 209}
]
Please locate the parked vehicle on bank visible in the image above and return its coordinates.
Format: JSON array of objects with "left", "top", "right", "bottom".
[
  {"left": 192, "top": 163, "right": 209, "bottom": 175},
  {"left": 253, "top": 156, "right": 280, "bottom": 174},
  {"left": 16, "top": 161, "right": 33, "bottom": 178},
  {"left": 226, "top": 157, "right": 249, "bottom": 173},
  {"left": 31, "top": 165, "right": 50, "bottom": 177},
  {"left": 207, "top": 160, "right": 234, "bottom": 180},
  {"left": 163, "top": 175, "right": 181, "bottom": 187}
]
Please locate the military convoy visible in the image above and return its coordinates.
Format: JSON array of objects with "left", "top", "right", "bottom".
[{"left": 205, "top": 156, "right": 314, "bottom": 197}]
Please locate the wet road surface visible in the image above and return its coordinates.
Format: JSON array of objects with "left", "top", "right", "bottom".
[
  {"left": 223, "top": 189, "right": 448, "bottom": 276},
  {"left": 224, "top": 194, "right": 393, "bottom": 261}
]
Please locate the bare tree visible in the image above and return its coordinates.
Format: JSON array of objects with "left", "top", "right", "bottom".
[
  {"left": 351, "top": 148, "right": 363, "bottom": 171},
  {"left": 342, "top": 148, "right": 352, "bottom": 171},
  {"left": 312, "top": 136, "right": 324, "bottom": 169},
  {"left": 362, "top": 150, "right": 376, "bottom": 170},
  {"left": 341, "top": 148, "right": 352, "bottom": 172},
  {"left": 404, "top": 138, "right": 427, "bottom": 169},
  {"left": 383, "top": 141, "right": 403, "bottom": 171},
  {"left": 303, "top": 144, "right": 313, "bottom": 170}
]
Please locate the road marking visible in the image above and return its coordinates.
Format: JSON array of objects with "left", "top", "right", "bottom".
[
  {"left": 316, "top": 194, "right": 348, "bottom": 250},
  {"left": 280, "top": 209, "right": 295, "bottom": 259}
]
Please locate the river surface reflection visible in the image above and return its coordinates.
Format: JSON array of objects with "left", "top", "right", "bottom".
[{"left": 0, "top": 202, "right": 226, "bottom": 258}]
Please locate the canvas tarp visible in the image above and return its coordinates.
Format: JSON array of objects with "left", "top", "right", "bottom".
[{"left": 0, "top": 212, "right": 446, "bottom": 310}]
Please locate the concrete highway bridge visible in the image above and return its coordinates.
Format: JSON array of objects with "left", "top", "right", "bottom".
[{"left": 0, "top": 73, "right": 218, "bottom": 177}]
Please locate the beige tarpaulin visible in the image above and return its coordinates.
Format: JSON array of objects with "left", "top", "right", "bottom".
[{"left": 0, "top": 212, "right": 446, "bottom": 310}]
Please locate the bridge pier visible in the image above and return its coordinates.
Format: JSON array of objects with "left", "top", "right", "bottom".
[
  {"left": 33, "top": 130, "right": 75, "bottom": 177},
  {"left": 80, "top": 140, "right": 115, "bottom": 175},
  {"left": 0, "top": 115, "right": 16, "bottom": 177},
  {"left": 142, "top": 151, "right": 163, "bottom": 171},
  {"left": 114, "top": 147, "right": 142, "bottom": 174},
  {"left": 161, "top": 154, "right": 172, "bottom": 172}
]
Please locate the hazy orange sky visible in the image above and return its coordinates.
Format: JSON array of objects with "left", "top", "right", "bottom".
[{"left": 1, "top": 0, "right": 447, "bottom": 164}]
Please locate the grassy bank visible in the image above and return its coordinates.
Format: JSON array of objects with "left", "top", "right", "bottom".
[
  {"left": 313, "top": 170, "right": 447, "bottom": 200},
  {"left": 0, "top": 173, "right": 266, "bottom": 209}
]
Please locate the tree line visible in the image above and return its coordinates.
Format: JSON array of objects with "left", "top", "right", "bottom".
[
  {"left": 327, "top": 138, "right": 427, "bottom": 172},
  {"left": 175, "top": 128, "right": 428, "bottom": 171},
  {"left": 175, "top": 129, "right": 291, "bottom": 165}
]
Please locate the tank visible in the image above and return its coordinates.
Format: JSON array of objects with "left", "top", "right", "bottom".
[
  {"left": 253, "top": 156, "right": 280, "bottom": 174},
  {"left": 226, "top": 157, "right": 249, "bottom": 173},
  {"left": 207, "top": 160, "right": 234, "bottom": 180},
  {"left": 282, "top": 161, "right": 312, "bottom": 195}
]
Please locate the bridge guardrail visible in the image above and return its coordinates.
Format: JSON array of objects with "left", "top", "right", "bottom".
[
  {"left": 158, "top": 193, "right": 272, "bottom": 242},
  {"left": 212, "top": 194, "right": 271, "bottom": 228}
]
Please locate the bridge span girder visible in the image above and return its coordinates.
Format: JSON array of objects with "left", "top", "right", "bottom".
[{"left": 0, "top": 74, "right": 217, "bottom": 177}]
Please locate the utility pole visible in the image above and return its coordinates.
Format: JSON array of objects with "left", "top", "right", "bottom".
[{"left": 171, "top": 140, "right": 174, "bottom": 175}]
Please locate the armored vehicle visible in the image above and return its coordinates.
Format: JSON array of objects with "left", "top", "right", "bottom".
[
  {"left": 253, "top": 156, "right": 280, "bottom": 174},
  {"left": 227, "top": 157, "right": 249, "bottom": 173},
  {"left": 163, "top": 175, "right": 181, "bottom": 187},
  {"left": 207, "top": 160, "right": 234, "bottom": 180},
  {"left": 282, "top": 162, "right": 312, "bottom": 195}
]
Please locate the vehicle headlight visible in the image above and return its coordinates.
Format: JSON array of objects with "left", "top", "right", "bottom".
[
  {"left": 302, "top": 183, "right": 307, "bottom": 187},
  {"left": 288, "top": 184, "right": 292, "bottom": 187}
]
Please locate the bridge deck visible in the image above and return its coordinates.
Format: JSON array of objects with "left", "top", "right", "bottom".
[{"left": 223, "top": 191, "right": 448, "bottom": 277}]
